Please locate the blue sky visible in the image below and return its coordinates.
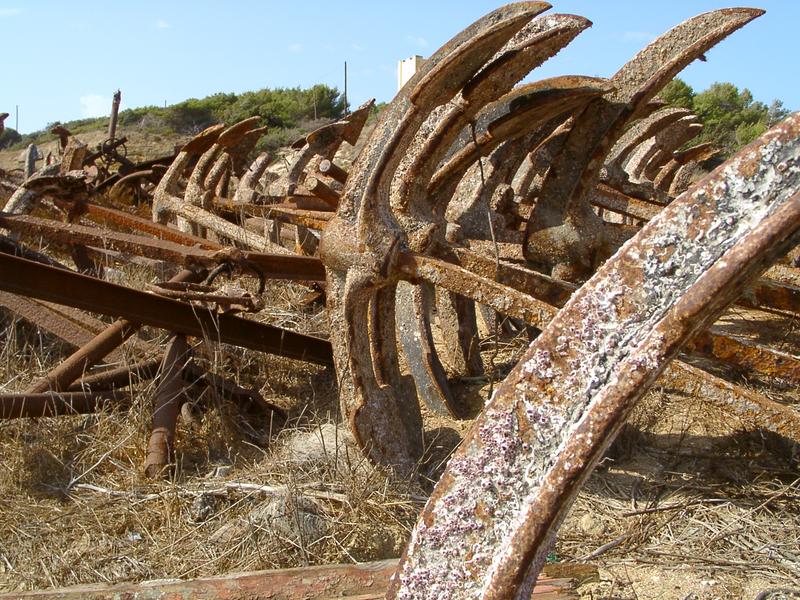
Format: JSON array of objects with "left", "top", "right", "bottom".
[{"left": 1, "top": 1, "right": 796, "bottom": 134}]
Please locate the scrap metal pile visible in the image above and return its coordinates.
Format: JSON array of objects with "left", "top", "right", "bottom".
[{"left": 1, "top": 2, "right": 799, "bottom": 598}]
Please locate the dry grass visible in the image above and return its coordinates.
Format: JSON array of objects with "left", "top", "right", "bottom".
[
  {"left": 0, "top": 246, "right": 798, "bottom": 598},
  {"left": 562, "top": 387, "right": 800, "bottom": 599},
  {"left": 0, "top": 256, "right": 422, "bottom": 592},
  {"left": 0, "top": 126, "right": 183, "bottom": 173}
]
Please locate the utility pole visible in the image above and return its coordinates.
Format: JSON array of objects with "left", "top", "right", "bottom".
[{"left": 344, "top": 61, "right": 348, "bottom": 116}]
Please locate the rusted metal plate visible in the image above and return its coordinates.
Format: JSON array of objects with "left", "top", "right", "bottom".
[
  {"left": 0, "top": 291, "right": 98, "bottom": 349},
  {"left": 389, "top": 115, "right": 800, "bottom": 599}
]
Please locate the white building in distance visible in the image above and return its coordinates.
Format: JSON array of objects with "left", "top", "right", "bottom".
[{"left": 397, "top": 55, "right": 424, "bottom": 91}]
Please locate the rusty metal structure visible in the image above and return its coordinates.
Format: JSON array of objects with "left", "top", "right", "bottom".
[{"left": 1, "top": 3, "right": 799, "bottom": 598}]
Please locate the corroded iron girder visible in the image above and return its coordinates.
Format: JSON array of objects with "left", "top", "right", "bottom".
[{"left": 0, "top": 253, "right": 333, "bottom": 365}]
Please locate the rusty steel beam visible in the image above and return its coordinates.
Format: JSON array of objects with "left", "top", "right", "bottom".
[
  {"left": 389, "top": 114, "right": 800, "bottom": 599},
  {"left": 80, "top": 202, "right": 219, "bottom": 250},
  {"left": 447, "top": 246, "right": 577, "bottom": 308},
  {"left": 590, "top": 183, "right": 661, "bottom": 222},
  {"left": 217, "top": 195, "right": 335, "bottom": 213},
  {"left": 25, "top": 319, "right": 141, "bottom": 394},
  {"left": 660, "top": 361, "right": 800, "bottom": 441},
  {"left": 0, "top": 212, "right": 327, "bottom": 282},
  {"left": 0, "top": 253, "right": 333, "bottom": 365},
  {"left": 737, "top": 276, "right": 800, "bottom": 315},
  {"left": 305, "top": 176, "right": 340, "bottom": 209},
  {"left": 687, "top": 328, "right": 800, "bottom": 384},
  {"left": 23, "top": 270, "right": 199, "bottom": 394},
  {"left": 68, "top": 357, "right": 163, "bottom": 392},
  {"left": 398, "top": 251, "right": 558, "bottom": 338},
  {"left": 259, "top": 205, "right": 333, "bottom": 230},
  {"left": 0, "top": 235, "right": 71, "bottom": 270},
  {"left": 0, "top": 391, "right": 128, "bottom": 419}
]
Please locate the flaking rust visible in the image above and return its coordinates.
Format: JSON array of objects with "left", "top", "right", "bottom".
[{"left": 389, "top": 115, "right": 800, "bottom": 600}]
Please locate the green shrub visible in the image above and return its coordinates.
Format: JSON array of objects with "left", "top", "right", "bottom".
[{"left": 0, "top": 127, "right": 22, "bottom": 149}]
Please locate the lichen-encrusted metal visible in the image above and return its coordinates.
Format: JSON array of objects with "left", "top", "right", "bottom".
[{"left": 388, "top": 114, "right": 800, "bottom": 599}]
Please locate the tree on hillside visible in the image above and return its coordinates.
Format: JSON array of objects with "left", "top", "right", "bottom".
[
  {"left": 659, "top": 78, "right": 786, "bottom": 157},
  {"left": 767, "top": 99, "right": 790, "bottom": 126},
  {"left": 660, "top": 79, "right": 694, "bottom": 109}
]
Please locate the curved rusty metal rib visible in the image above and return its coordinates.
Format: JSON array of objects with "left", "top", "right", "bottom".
[
  {"left": 604, "top": 107, "right": 692, "bottom": 173},
  {"left": 152, "top": 124, "right": 224, "bottom": 224},
  {"left": 180, "top": 118, "right": 262, "bottom": 234},
  {"left": 397, "top": 83, "right": 608, "bottom": 417},
  {"left": 641, "top": 124, "right": 703, "bottom": 182},
  {"left": 392, "top": 15, "right": 597, "bottom": 420},
  {"left": 273, "top": 100, "right": 375, "bottom": 197},
  {"left": 321, "top": 3, "right": 547, "bottom": 472},
  {"left": 393, "top": 13, "right": 589, "bottom": 237},
  {"left": 523, "top": 8, "right": 763, "bottom": 279},
  {"left": 433, "top": 76, "right": 611, "bottom": 235},
  {"left": 653, "top": 141, "right": 718, "bottom": 192},
  {"left": 400, "top": 76, "right": 608, "bottom": 418},
  {"left": 152, "top": 121, "right": 287, "bottom": 253},
  {"left": 389, "top": 113, "right": 800, "bottom": 600},
  {"left": 628, "top": 117, "right": 702, "bottom": 182},
  {"left": 233, "top": 152, "right": 272, "bottom": 205},
  {"left": 399, "top": 77, "right": 609, "bottom": 419}
]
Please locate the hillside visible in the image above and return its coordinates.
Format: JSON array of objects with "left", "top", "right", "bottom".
[{"left": 0, "top": 83, "right": 351, "bottom": 174}]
